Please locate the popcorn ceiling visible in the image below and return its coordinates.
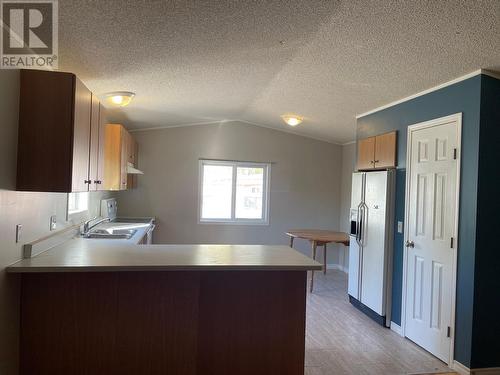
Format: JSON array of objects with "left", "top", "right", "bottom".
[{"left": 57, "top": 0, "right": 500, "bottom": 144}]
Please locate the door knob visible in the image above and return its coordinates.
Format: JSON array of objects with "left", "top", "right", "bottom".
[{"left": 405, "top": 240, "right": 415, "bottom": 248}]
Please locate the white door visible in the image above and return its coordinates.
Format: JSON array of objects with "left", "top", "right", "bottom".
[
  {"left": 361, "top": 171, "right": 389, "bottom": 316},
  {"left": 348, "top": 173, "right": 364, "bottom": 299},
  {"left": 404, "top": 115, "right": 460, "bottom": 363}
]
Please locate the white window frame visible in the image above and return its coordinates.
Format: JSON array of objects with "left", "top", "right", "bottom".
[
  {"left": 198, "top": 159, "right": 271, "bottom": 225},
  {"left": 66, "top": 192, "right": 89, "bottom": 221}
]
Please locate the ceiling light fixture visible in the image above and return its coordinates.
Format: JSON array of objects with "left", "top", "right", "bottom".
[
  {"left": 105, "top": 91, "right": 135, "bottom": 107},
  {"left": 281, "top": 114, "right": 303, "bottom": 127}
]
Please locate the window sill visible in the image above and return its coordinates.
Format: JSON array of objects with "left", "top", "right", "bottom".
[{"left": 199, "top": 219, "right": 269, "bottom": 226}]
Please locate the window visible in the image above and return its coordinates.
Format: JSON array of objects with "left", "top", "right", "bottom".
[
  {"left": 67, "top": 192, "right": 89, "bottom": 219},
  {"left": 199, "top": 160, "right": 270, "bottom": 224}
]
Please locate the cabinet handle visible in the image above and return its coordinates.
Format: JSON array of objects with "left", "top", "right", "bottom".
[
  {"left": 94, "top": 180, "right": 102, "bottom": 184},
  {"left": 84, "top": 180, "right": 92, "bottom": 184},
  {"left": 370, "top": 160, "right": 375, "bottom": 164},
  {"left": 374, "top": 160, "right": 379, "bottom": 163}
]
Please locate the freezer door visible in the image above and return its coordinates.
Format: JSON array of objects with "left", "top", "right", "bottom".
[
  {"left": 360, "top": 171, "right": 389, "bottom": 315},
  {"left": 350, "top": 172, "right": 365, "bottom": 240},
  {"left": 350, "top": 172, "right": 364, "bottom": 209},
  {"left": 348, "top": 236, "right": 361, "bottom": 299},
  {"left": 348, "top": 172, "right": 365, "bottom": 300}
]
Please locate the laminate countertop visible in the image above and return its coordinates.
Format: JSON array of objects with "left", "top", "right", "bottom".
[{"left": 7, "top": 241, "right": 322, "bottom": 273}]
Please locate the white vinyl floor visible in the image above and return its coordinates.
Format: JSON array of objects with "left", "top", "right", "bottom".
[{"left": 305, "top": 270, "right": 452, "bottom": 375}]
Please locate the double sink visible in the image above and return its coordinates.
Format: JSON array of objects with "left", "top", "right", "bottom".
[
  {"left": 84, "top": 228, "right": 138, "bottom": 240},
  {"left": 83, "top": 218, "right": 154, "bottom": 240}
]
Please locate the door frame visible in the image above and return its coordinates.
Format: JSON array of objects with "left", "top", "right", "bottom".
[{"left": 400, "top": 113, "right": 462, "bottom": 367}]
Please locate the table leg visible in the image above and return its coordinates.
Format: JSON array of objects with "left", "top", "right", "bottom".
[
  {"left": 289, "top": 236, "right": 294, "bottom": 248},
  {"left": 323, "top": 243, "right": 327, "bottom": 275},
  {"left": 310, "top": 240, "right": 317, "bottom": 293}
]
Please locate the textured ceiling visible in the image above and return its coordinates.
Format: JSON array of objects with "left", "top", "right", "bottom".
[{"left": 58, "top": 0, "right": 500, "bottom": 143}]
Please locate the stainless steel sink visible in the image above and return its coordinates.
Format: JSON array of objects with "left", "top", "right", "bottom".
[
  {"left": 112, "top": 217, "right": 153, "bottom": 224},
  {"left": 84, "top": 228, "right": 137, "bottom": 239}
]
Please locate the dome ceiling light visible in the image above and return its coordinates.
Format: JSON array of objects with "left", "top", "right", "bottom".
[
  {"left": 104, "top": 91, "right": 135, "bottom": 107},
  {"left": 281, "top": 114, "right": 304, "bottom": 127}
]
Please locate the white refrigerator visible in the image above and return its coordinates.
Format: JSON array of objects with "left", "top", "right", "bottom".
[{"left": 348, "top": 170, "right": 395, "bottom": 327}]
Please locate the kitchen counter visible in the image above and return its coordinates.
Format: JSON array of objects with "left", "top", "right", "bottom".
[
  {"left": 7, "top": 242, "right": 322, "bottom": 273},
  {"left": 12, "top": 232, "right": 320, "bottom": 374}
]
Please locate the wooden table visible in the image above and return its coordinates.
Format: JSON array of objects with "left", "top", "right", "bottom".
[{"left": 286, "top": 230, "right": 350, "bottom": 292}]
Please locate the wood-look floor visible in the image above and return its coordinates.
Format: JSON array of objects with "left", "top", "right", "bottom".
[{"left": 305, "top": 270, "right": 452, "bottom": 375}]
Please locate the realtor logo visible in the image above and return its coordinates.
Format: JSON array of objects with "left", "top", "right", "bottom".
[{"left": 1, "top": 0, "right": 58, "bottom": 69}]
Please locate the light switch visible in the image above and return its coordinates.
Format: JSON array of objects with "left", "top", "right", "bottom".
[
  {"left": 397, "top": 221, "right": 403, "bottom": 234},
  {"left": 50, "top": 215, "right": 57, "bottom": 231}
]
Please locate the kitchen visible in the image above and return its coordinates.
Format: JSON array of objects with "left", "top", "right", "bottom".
[{"left": 1, "top": 2, "right": 500, "bottom": 375}]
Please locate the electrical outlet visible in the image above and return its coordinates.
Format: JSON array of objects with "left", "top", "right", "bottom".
[
  {"left": 15, "top": 224, "right": 22, "bottom": 243},
  {"left": 397, "top": 221, "right": 403, "bottom": 234},
  {"left": 50, "top": 215, "right": 57, "bottom": 231}
]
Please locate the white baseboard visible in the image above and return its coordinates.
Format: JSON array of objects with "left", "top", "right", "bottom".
[
  {"left": 326, "top": 263, "right": 348, "bottom": 273},
  {"left": 452, "top": 360, "right": 470, "bottom": 375},
  {"left": 390, "top": 322, "right": 403, "bottom": 336}
]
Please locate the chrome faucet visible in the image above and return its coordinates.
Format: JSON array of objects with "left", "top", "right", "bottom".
[{"left": 81, "top": 217, "right": 110, "bottom": 236}]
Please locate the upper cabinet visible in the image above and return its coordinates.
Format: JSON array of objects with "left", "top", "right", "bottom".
[
  {"left": 71, "top": 78, "right": 92, "bottom": 192},
  {"left": 89, "top": 96, "right": 107, "bottom": 191},
  {"left": 104, "top": 124, "right": 139, "bottom": 191},
  {"left": 357, "top": 131, "right": 397, "bottom": 171},
  {"left": 17, "top": 69, "right": 107, "bottom": 192},
  {"left": 357, "top": 137, "right": 376, "bottom": 170}
]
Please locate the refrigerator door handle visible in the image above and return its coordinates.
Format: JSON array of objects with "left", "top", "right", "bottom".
[
  {"left": 360, "top": 202, "right": 368, "bottom": 246},
  {"left": 356, "top": 202, "right": 362, "bottom": 246}
]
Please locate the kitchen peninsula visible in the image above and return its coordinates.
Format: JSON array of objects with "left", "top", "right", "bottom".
[{"left": 8, "top": 243, "right": 320, "bottom": 375}]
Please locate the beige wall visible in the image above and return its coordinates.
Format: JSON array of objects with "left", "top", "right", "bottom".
[
  {"left": 0, "top": 70, "right": 109, "bottom": 374},
  {"left": 116, "top": 121, "right": 343, "bottom": 260}
]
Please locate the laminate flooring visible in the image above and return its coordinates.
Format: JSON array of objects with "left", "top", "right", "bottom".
[{"left": 305, "top": 270, "right": 452, "bottom": 375}]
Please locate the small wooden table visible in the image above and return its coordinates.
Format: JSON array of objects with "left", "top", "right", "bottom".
[{"left": 286, "top": 230, "right": 350, "bottom": 292}]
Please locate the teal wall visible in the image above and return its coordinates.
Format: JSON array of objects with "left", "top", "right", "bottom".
[
  {"left": 356, "top": 75, "right": 482, "bottom": 367},
  {"left": 470, "top": 75, "right": 500, "bottom": 368}
]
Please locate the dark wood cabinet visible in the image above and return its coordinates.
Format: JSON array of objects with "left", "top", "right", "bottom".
[
  {"left": 16, "top": 70, "right": 105, "bottom": 192},
  {"left": 19, "top": 271, "right": 306, "bottom": 375}
]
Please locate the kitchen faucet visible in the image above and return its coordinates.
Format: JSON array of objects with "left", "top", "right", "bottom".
[{"left": 81, "top": 217, "right": 111, "bottom": 236}]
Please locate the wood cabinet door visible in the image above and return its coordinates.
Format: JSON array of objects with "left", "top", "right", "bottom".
[
  {"left": 96, "top": 104, "right": 107, "bottom": 190},
  {"left": 88, "top": 94, "right": 100, "bottom": 191},
  {"left": 357, "top": 137, "right": 375, "bottom": 170},
  {"left": 103, "top": 124, "right": 122, "bottom": 191},
  {"left": 17, "top": 70, "right": 75, "bottom": 192},
  {"left": 120, "top": 128, "right": 129, "bottom": 190},
  {"left": 374, "top": 131, "right": 397, "bottom": 169},
  {"left": 71, "top": 78, "right": 92, "bottom": 192}
]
